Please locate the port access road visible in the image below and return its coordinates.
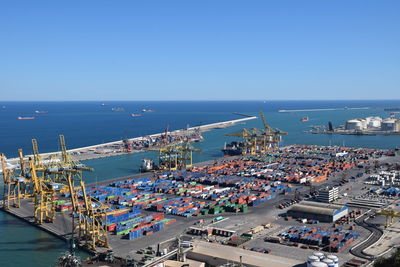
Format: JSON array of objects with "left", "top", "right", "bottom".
[{"left": 350, "top": 211, "right": 384, "bottom": 260}]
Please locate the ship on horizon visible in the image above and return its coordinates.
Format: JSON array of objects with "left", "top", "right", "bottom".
[{"left": 17, "top": 116, "right": 36, "bottom": 120}]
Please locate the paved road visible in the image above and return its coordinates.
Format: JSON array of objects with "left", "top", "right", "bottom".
[{"left": 350, "top": 212, "right": 383, "bottom": 260}]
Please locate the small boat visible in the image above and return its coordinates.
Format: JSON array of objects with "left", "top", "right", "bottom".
[
  {"left": 100, "top": 103, "right": 109, "bottom": 106},
  {"left": 300, "top": 117, "right": 309, "bottom": 122},
  {"left": 111, "top": 107, "right": 124, "bottom": 112},
  {"left": 35, "top": 110, "right": 48, "bottom": 114},
  {"left": 131, "top": 114, "right": 142, "bottom": 117},
  {"left": 142, "top": 109, "right": 155, "bottom": 112},
  {"left": 18, "top": 116, "right": 36, "bottom": 120}
]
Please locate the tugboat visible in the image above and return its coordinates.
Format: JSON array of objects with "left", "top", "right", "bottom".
[
  {"left": 221, "top": 141, "right": 243, "bottom": 156},
  {"left": 55, "top": 239, "right": 81, "bottom": 267},
  {"left": 300, "top": 117, "right": 309, "bottom": 122}
]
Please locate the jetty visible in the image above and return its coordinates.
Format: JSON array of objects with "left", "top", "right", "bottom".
[
  {"left": 278, "top": 107, "right": 371, "bottom": 113},
  {"left": 5, "top": 116, "right": 257, "bottom": 164}
]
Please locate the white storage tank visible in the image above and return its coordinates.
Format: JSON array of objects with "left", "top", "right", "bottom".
[
  {"left": 326, "top": 255, "right": 339, "bottom": 267},
  {"left": 322, "top": 258, "right": 334, "bottom": 267},
  {"left": 345, "top": 119, "right": 362, "bottom": 130},
  {"left": 307, "top": 255, "right": 320, "bottom": 267},
  {"left": 310, "top": 262, "right": 328, "bottom": 267},
  {"left": 367, "top": 117, "right": 382, "bottom": 128},
  {"left": 313, "top": 252, "right": 325, "bottom": 260},
  {"left": 381, "top": 119, "right": 396, "bottom": 131}
]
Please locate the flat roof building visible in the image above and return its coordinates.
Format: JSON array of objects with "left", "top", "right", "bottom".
[
  {"left": 188, "top": 241, "right": 303, "bottom": 267},
  {"left": 287, "top": 201, "right": 348, "bottom": 222},
  {"left": 317, "top": 186, "right": 339, "bottom": 203}
]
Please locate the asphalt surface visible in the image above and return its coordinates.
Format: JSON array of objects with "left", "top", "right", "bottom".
[{"left": 350, "top": 212, "right": 383, "bottom": 260}]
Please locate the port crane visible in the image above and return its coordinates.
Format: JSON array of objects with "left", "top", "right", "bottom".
[
  {"left": 54, "top": 135, "right": 109, "bottom": 250},
  {"left": 148, "top": 142, "right": 201, "bottom": 170},
  {"left": 149, "top": 145, "right": 179, "bottom": 170},
  {"left": 224, "top": 111, "right": 287, "bottom": 155},
  {"left": 377, "top": 209, "right": 400, "bottom": 228},
  {"left": 258, "top": 110, "right": 287, "bottom": 149},
  {"left": 28, "top": 135, "right": 109, "bottom": 250},
  {"left": 29, "top": 138, "right": 64, "bottom": 224},
  {"left": 177, "top": 142, "right": 201, "bottom": 169},
  {"left": 224, "top": 128, "right": 260, "bottom": 155},
  {"left": 1, "top": 153, "right": 22, "bottom": 209},
  {"left": 1, "top": 149, "right": 33, "bottom": 210},
  {"left": 29, "top": 157, "right": 58, "bottom": 223}
]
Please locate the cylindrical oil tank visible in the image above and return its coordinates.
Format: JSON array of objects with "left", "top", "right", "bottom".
[
  {"left": 322, "top": 258, "right": 334, "bottom": 267},
  {"left": 313, "top": 252, "right": 325, "bottom": 260},
  {"left": 326, "top": 255, "right": 339, "bottom": 267},
  {"left": 310, "top": 262, "right": 328, "bottom": 267},
  {"left": 307, "top": 255, "right": 320, "bottom": 267}
]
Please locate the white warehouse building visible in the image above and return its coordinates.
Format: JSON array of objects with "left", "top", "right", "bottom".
[{"left": 287, "top": 201, "right": 349, "bottom": 222}]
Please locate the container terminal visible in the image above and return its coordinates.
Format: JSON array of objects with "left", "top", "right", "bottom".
[{"left": 2, "top": 113, "right": 400, "bottom": 267}]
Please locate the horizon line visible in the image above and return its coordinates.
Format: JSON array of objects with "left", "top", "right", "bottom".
[{"left": 1, "top": 99, "right": 400, "bottom": 102}]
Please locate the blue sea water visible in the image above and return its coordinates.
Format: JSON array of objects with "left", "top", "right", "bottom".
[{"left": 1, "top": 100, "right": 400, "bottom": 266}]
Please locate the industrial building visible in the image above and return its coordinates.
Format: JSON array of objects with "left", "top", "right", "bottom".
[
  {"left": 287, "top": 201, "right": 348, "bottom": 222},
  {"left": 365, "top": 171, "right": 400, "bottom": 187},
  {"left": 317, "top": 186, "right": 339, "bottom": 203},
  {"left": 188, "top": 241, "right": 303, "bottom": 267}
]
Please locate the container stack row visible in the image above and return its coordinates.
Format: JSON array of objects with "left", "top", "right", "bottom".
[{"left": 278, "top": 226, "right": 359, "bottom": 252}]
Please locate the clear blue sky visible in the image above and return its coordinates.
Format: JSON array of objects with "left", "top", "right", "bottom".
[{"left": 0, "top": 1, "right": 399, "bottom": 101}]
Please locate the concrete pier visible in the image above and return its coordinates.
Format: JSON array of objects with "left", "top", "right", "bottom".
[{"left": 5, "top": 116, "right": 256, "bottom": 164}]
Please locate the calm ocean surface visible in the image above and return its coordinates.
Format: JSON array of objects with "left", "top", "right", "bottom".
[{"left": 1, "top": 100, "right": 400, "bottom": 266}]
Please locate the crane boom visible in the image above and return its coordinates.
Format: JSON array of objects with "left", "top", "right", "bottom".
[
  {"left": 59, "top": 134, "right": 68, "bottom": 164},
  {"left": 259, "top": 110, "right": 271, "bottom": 133}
]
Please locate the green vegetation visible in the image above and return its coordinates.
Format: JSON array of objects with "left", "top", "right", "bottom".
[{"left": 374, "top": 248, "right": 400, "bottom": 267}]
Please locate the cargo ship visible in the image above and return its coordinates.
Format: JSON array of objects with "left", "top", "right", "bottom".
[
  {"left": 17, "top": 116, "right": 36, "bottom": 120},
  {"left": 35, "top": 110, "right": 48, "bottom": 114},
  {"left": 131, "top": 114, "right": 142, "bottom": 117},
  {"left": 300, "top": 117, "right": 309, "bottom": 122},
  {"left": 139, "top": 158, "right": 154, "bottom": 172},
  {"left": 222, "top": 141, "right": 243, "bottom": 156}
]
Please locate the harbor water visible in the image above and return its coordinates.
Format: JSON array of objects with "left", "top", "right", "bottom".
[{"left": 1, "top": 100, "right": 400, "bottom": 266}]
